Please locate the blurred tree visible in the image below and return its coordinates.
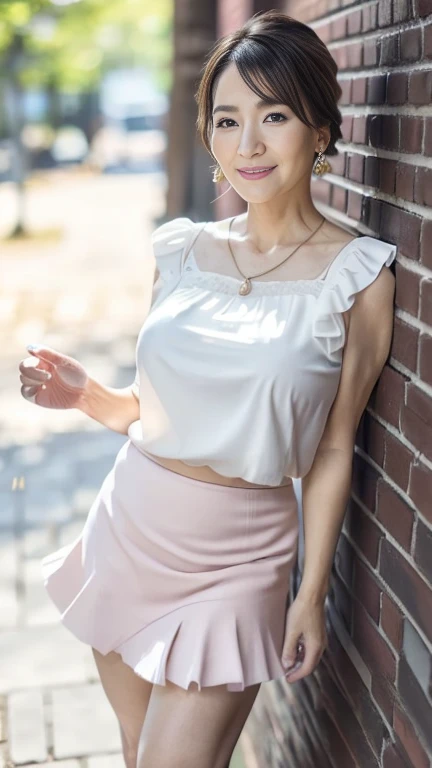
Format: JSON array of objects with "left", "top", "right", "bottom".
[
  {"left": 0, "top": 0, "right": 173, "bottom": 235},
  {"left": 0, "top": 0, "right": 173, "bottom": 92}
]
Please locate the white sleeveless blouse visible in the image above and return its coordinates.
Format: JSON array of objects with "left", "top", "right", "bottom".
[{"left": 128, "top": 217, "right": 397, "bottom": 486}]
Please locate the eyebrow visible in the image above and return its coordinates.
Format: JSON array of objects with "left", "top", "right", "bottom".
[{"left": 212, "top": 98, "right": 285, "bottom": 116}]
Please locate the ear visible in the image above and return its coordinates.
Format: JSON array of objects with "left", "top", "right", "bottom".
[{"left": 315, "top": 124, "right": 331, "bottom": 153}]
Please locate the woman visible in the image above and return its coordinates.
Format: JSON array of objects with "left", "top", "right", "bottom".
[{"left": 19, "top": 11, "right": 396, "bottom": 768}]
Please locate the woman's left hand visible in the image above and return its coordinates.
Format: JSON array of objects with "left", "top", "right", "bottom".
[{"left": 281, "top": 592, "right": 328, "bottom": 683}]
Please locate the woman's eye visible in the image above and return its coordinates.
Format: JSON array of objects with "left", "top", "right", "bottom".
[
  {"left": 264, "top": 112, "right": 287, "bottom": 123},
  {"left": 215, "top": 113, "right": 287, "bottom": 129},
  {"left": 215, "top": 118, "right": 236, "bottom": 129}
]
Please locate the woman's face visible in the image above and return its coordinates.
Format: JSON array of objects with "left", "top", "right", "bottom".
[{"left": 211, "top": 62, "right": 325, "bottom": 203}]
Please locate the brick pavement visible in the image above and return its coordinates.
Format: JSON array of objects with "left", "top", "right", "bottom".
[{"left": 0, "top": 171, "right": 247, "bottom": 768}]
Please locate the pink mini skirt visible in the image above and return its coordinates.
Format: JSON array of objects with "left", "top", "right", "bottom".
[{"left": 42, "top": 439, "right": 299, "bottom": 692}]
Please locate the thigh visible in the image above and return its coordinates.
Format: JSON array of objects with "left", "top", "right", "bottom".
[
  {"left": 92, "top": 648, "right": 154, "bottom": 763},
  {"left": 137, "top": 679, "right": 260, "bottom": 768}
]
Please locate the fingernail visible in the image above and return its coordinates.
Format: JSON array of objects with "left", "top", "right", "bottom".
[
  {"left": 282, "top": 657, "right": 293, "bottom": 669},
  {"left": 27, "top": 344, "right": 40, "bottom": 351}
]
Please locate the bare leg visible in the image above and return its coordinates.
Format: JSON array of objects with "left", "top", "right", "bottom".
[
  {"left": 137, "top": 679, "right": 260, "bottom": 768},
  {"left": 92, "top": 648, "right": 154, "bottom": 768}
]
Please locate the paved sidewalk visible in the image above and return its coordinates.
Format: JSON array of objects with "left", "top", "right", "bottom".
[{"left": 0, "top": 171, "right": 247, "bottom": 768}]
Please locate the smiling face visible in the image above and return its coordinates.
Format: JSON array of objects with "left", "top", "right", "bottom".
[{"left": 211, "top": 62, "right": 329, "bottom": 203}]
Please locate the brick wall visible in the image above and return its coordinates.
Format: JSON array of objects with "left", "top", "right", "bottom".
[{"left": 244, "top": 2, "right": 432, "bottom": 766}]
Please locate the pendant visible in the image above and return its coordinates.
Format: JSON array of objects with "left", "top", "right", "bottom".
[{"left": 239, "top": 278, "right": 252, "bottom": 295}]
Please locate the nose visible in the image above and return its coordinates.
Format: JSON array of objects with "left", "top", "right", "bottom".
[{"left": 237, "top": 123, "right": 265, "bottom": 159}]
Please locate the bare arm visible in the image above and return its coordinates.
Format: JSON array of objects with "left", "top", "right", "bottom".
[
  {"left": 297, "top": 265, "right": 396, "bottom": 604},
  {"left": 77, "top": 380, "right": 140, "bottom": 435}
]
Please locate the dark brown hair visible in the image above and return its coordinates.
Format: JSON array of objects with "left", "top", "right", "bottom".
[{"left": 195, "top": 10, "right": 343, "bottom": 162}]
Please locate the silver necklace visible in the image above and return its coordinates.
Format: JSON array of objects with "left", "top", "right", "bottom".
[{"left": 227, "top": 215, "right": 326, "bottom": 296}]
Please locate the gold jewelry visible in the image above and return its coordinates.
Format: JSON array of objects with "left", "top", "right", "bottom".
[
  {"left": 212, "top": 165, "right": 225, "bottom": 183},
  {"left": 227, "top": 216, "right": 326, "bottom": 296},
  {"left": 313, "top": 146, "right": 332, "bottom": 176}
]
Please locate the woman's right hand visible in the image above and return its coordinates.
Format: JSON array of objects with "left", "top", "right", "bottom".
[{"left": 19, "top": 345, "right": 90, "bottom": 410}]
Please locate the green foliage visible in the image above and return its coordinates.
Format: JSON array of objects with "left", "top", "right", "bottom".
[{"left": 0, "top": 0, "right": 173, "bottom": 92}]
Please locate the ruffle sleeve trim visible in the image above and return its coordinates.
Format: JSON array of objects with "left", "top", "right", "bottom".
[
  {"left": 151, "top": 216, "right": 196, "bottom": 287},
  {"left": 313, "top": 236, "right": 397, "bottom": 356}
]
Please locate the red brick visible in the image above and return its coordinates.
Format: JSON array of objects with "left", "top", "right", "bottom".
[
  {"left": 364, "top": 41, "right": 379, "bottom": 67},
  {"left": 370, "top": 365, "right": 407, "bottom": 429},
  {"left": 401, "top": 383, "right": 432, "bottom": 462},
  {"left": 347, "top": 8, "right": 362, "bottom": 35},
  {"left": 368, "top": 75, "right": 386, "bottom": 105},
  {"left": 379, "top": 115, "right": 402, "bottom": 151},
  {"left": 376, "top": 478, "right": 414, "bottom": 551},
  {"left": 378, "top": 0, "right": 393, "bottom": 26},
  {"left": 352, "top": 453, "right": 380, "bottom": 513},
  {"left": 395, "top": 263, "right": 420, "bottom": 315},
  {"left": 333, "top": 45, "right": 348, "bottom": 71},
  {"left": 408, "top": 71, "right": 432, "bottom": 106},
  {"left": 387, "top": 73, "right": 408, "bottom": 105},
  {"left": 319, "top": 664, "right": 381, "bottom": 768},
  {"left": 335, "top": 531, "right": 355, "bottom": 588},
  {"left": 331, "top": 15, "right": 346, "bottom": 40},
  {"left": 365, "top": 156, "right": 379, "bottom": 187},
  {"left": 328, "top": 152, "right": 345, "bottom": 176},
  {"left": 419, "top": 0, "right": 432, "bottom": 17},
  {"left": 390, "top": 316, "right": 418, "bottom": 372},
  {"left": 419, "top": 334, "right": 432, "bottom": 387},
  {"left": 414, "top": 518, "right": 432, "bottom": 582},
  {"left": 339, "top": 78, "right": 352, "bottom": 105},
  {"left": 381, "top": 116, "right": 400, "bottom": 151},
  {"left": 414, "top": 167, "right": 432, "bottom": 207},
  {"left": 356, "top": 411, "right": 386, "bottom": 466},
  {"left": 341, "top": 114, "right": 353, "bottom": 142},
  {"left": 420, "top": 278, "right": 432, "bottom": 324},
  {"left": 393, "top": 0, "right": 412, "bottom": 23},
  {"left": 409, "top": 460, "right": 432, "bottom": 525},
  {"left": 380, "top": 592, "right": 404, "bottom": 652},
  {"left": 420, "top": 220, "right": 432, "bottom": 268},
  {"left": 397, "top": 208, "right": 422, "bottom": 259},
  {"left": 365, "top": 197, "right": 381, "bottom": 231},
  {"left": 382, "top": 741, "right": 411, "bottom": 768},
  {"left": 424, "top": 118, "right": 432, "bottom": 156},
  {"left": 384, "top": 431, "right": 414, "bottom": 493},
  {"left": 400, "top": 116, "right": 423, "bottom": 153},
  {"left": 362, "top": 4, "right": 373, "bottom": 32},
  {"left": 424, "top": 22, "right": 432, "bottom": 59},
  {"left": 353, "top": 601, "right": 397, "bottom": 683},
  {"left": 397, "top": 656, "right": 432, "bottom": 756},
  {"left": 400, "top": 27, "right": 422, "bottom": 61},
  {"left": 317, "top": 22, "right": 331, "bottom": 44},
  {"left": 332, "top": 572, "right": 352, "bottom": 635},
  {"left": 347, "top": 190, "right": 362, "bottom": 220},
  {"left": 352, "top": 76, "right": 367, "bottom": 104},
  {"left": 347, "top": 42, "right": 362, "bottom": 68},
  {"left": 380, "top": 538, "right": 432, "bottom": 642},
  {"left": 393, "top": 705, "right": 430, "bottom": 768},
  {"left": 395, "top": 163, "right": 415, "bottom": 201},
  {"left": 379, "top": 158, "right": 396, "bottom": 195},
  {"left": 380, "top": 34, "right": 400, "bottom": 66},
  {"left": 348, "top": 153, "right": 364, "bottom": 183},
  {"left": 353, "top": 557, "right": 381, "bottom": 622},
  {"left": 345, "top": 499, "right": 382, "bottom": 567}
]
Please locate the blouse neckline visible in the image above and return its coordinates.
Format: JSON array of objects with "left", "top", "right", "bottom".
[{"left": 184, "top": 231, "right": 364, "bottom": 289}]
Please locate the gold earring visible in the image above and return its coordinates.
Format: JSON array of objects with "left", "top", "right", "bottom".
[
  {"left": 313, "top": 146, "right": 332, "bottom": 176},
  {"left": 212, "top": 165, "right": 225, "bottom": 183}
]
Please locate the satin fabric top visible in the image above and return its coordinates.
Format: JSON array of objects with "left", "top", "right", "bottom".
[{"left": 128, "top": 217, "right": 397, "bottom": 487}]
